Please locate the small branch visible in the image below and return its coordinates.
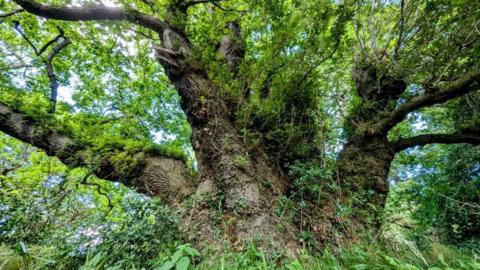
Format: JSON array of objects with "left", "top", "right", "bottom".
[
  {"left": 185, "top": 0, "right": 218, "bottom": 6},
  {"left": 0, "top": 8, "right": 24, "bottom": 18},
  {"left": 12, "top": 20, "right": 70, "bottom": 113},
  {"left": 80, "top": 174, "right": 113, "bottom": 212},
  {"left": 183, "top": 0, "right": 247, "bottom": 12},
  {"left": 211, "top": 1, "right": 248, "bottom": 13},
  {"left": 0, "top": 63, "right": 31, "bottom": 71},
  {"left": 38, "top": 28, "right": 64, "bottom": 55},
  {"left": 44, "top": 36, "right": 71, "bottom": 113},
  {"left": 392, "top": 129, "right": 480, "bottom": 152},
  {"left": 13, "top": 21, "right": 39, "bottom": 55},
  {"left": 393, "top": 0, "right": 405, "bottom": 60},
  {"left": 374, "top": 70, "right": 480, "bottom": 134}
]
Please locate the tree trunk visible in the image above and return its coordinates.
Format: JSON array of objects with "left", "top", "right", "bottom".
[
  {"left": 335, "top": 63, "right": 407, "bottom": 227},
  {"left": 337, "top": 134, "right": 394, "bottom": 207},
  {"left": 155, "top": 27, "right": 299, "bottom": 255}
]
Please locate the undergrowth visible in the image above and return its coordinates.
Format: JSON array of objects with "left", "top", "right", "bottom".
[{"left": 1, "top": 239, "right": 479, "bottom": 270}]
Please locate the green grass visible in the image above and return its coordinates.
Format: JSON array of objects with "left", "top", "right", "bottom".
[{"left": 2, "top": 240, "right": 479, "bottom": 270}]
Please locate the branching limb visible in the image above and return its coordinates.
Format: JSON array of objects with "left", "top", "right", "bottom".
[
  {"left": 0, "top": 102, "right": 192, "bottom": 198},
  {"left": 392, "top": 129, "right": 480, "bottom": 152},
  {"left": 80, "top": 173, "right": 113, "bottom": 212},
  {"left": 38, "top": 28, "right": 64, "bottom": 55},
  {"left": 218, "top": 21, "right": 244, "bottom": 76},
  {"left": 13, "top": 21, "right": 70, "bottom": 112},
  {"left": 374, "top": 70, "right": 480, "bottom": 134}
]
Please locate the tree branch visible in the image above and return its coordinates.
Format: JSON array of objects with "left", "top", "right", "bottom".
[
  {"left": 392, "top": 129, "right": 480, "bottom": 152},
  {"left": 374, "top": 70, "right": 480, "bottom": 134},
  {"left": 12, "top": 21, "right": 70, "bottom": 113},
  {"left": 185, "top": 0, "right": 219, "bottom": 6},
  {"left": 38, "top": 29, "right": 64, "bottom": 55},
  {"left": 13, "top": 0, "right": 168, "bottom": 34},
  {"left": 218, "top": 21, "right": 244, "bottom": 76},
  {"left": 44, "top": 36, "right": 71, "bottom": 113},
  {"left": 0, "top": 8, "right": 24, "bottom": 18},
  {"left": 0, "top": 102, "right": 87, "bottom": 167},
  {"left": 13, "top": 21, "right": 39, "bottom": 55},
  {"left": 0, "top": 102, "right": 192, "bottom": 199}
]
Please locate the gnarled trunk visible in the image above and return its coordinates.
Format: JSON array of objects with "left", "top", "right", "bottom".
[{"left": 155, "top": 26, "right": 299, "bottom": 255}]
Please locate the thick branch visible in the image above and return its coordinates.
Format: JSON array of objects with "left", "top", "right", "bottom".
[
  {"left": 375, "top": 70, "right": 480, "bottom": 134},
  {"left": 0, "top": 102, "right": 193, "bottom": 200},
  {"left": 392, "top": 130, "right": 480, "bottom": 152},
  {"left": 0, "top": 102, "right": 87, "bottom": 166},
  {"left": 14, "top": 0, "right": 168, "bottom": 33}
]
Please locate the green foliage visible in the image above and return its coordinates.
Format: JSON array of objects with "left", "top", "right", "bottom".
[
  {"left": 0, "top": 134, "right": 180, "bottom": 269},
  {"left": 191, "top": 240, "right": 480, "bottom": 270},
  {"left": 391, "top": 145, "right": 480, "bottom": 245},
  {"left": 155, "top": 244, "right": 201, "bottom": 270}
]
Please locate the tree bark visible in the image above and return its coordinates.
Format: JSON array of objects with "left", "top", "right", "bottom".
[
  {"left": 0, "top": 103, "right": 194, "bottom": 202},
  {"left": 336, "top": 64, "right": 407, "bottom": 225},
  {"left": 337, "top": 135, "right": 395, "bottom": 206},
  {"left": 154, "top": 25, "right": 299, "bottom": 255}
]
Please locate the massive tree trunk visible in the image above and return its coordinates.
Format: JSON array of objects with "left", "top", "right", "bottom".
[
  {"left": 154, "top": 25, "right": 298, "bottom": 254},
  {"left": 3, "top": 0, "right": 301, "bottom": 254}
]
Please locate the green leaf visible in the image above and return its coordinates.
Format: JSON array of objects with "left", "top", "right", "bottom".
[
  {"left": 156, "top": 261, "right": 175, "bottom": 270},
  {"left": 171, "top": 250, "right": 183, "bottom": 263},
  {"left": 184, "top": 246, "right": 200, "bottom": 257},
  {"left": 175, "top": 257, "right": 190, "bottom": 270}
]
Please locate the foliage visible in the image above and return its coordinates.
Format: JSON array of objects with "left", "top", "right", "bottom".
[
  {"left": 155, "top": 244, "right": 201, "bottom": 270},
  {"left": 390, "top": 145, "right": 480, "bottom": 245},
  {"left": 3, "top": 239, "right": 479, "bottom": 270},
  {"left": 0, "top": 134, "right": 180, "bottom": 269}
]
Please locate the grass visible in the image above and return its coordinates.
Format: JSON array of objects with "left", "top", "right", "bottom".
[{"left": 1, "top": 239, "right": 479, "bottom": 270}]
